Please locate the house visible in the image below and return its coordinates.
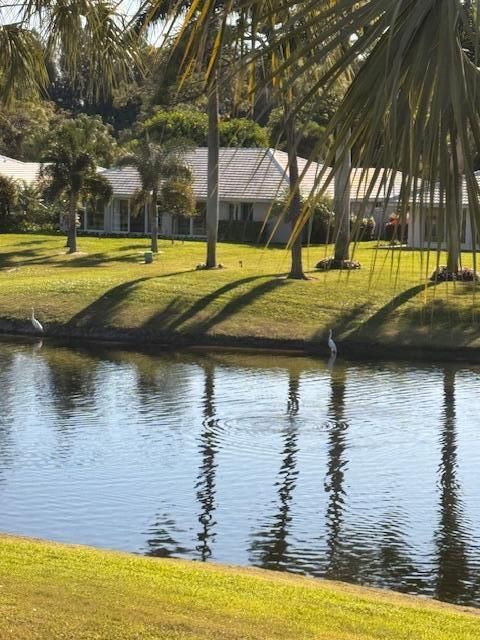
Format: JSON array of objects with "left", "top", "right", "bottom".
[
  {"left": 0, "top": 149, "right": 403, "bottom": 243},
  {"left": 407, "top": 175, "right": 480, "bottom": 251},
  {"left": 96, "top": 148, "right": 334, "bottom": 244}
]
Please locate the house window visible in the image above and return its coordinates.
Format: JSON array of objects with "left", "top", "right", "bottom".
[
  {"left": 119, "top": 200, "right": 129, "bottom": 232},
  {"left": 130, "top": 203, "right": 145, "bottom": 233},
  {"left": 425, "top": 209, "right": 445, "bottom": 242},
  {"left": 177, "top": 215, "right": 191, "bottom": 235},
  {"left": 87, "top": 200, "right": 104, "bottom": 230},
  {"left": 193, "top": 202, "right": 206, "bottom": 235},
  {"left": 228, "top": 203, "right": 237, "bottom": 221},
  {"left": 240, "top": 202, "right": 254, "bottom": 222}
]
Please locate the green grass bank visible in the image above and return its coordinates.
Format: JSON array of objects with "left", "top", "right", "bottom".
[
  {"left": 1, "top": 535, "right": 478, "bottom": 639},
  {"left": 1, "top": 233, "right": 480, "bottom": 358}
]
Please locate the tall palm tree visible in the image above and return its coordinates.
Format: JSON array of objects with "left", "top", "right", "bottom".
[
  {"left": 1, "top": 1, "right": 140, "bottom": 106},
  {"left": 41, "top": 114, "right": 114, "bottom": 252},
  {"left": 138, "top": 1, "right": 233, "bottom": 268},
  {"left": 116, "top": 136, "right": 193, "bottom": 253}
]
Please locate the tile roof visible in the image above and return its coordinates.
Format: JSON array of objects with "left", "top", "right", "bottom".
[
  {"left": 102, "top": 148, "right": 335, "bottom": 202},
  {"left": 0, "top": 155, "right": 42, "bottom": 184},
  {"left": 101, "top": 148, "right": 408, "bottom": 204}
]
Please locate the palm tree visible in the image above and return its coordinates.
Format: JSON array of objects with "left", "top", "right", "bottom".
[
  {"left": 1, "top": 1, "right": 140, "bottom": 106},
  {"left": 41, "top": 115, "right": 114, "bottom": 253},
  {"left": 0, "top": 23, "right": 48, "bottom": 106},
  {"left": 116, "top": 136, "right": 194, "bottom": 253}
]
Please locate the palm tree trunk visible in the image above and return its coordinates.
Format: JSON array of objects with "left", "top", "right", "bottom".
[
  {"left": 334, "top": 128, "right": 351, "bottom": 263},
  {"left": 67, "top": 190, "right": 78, "bottom": 254},
  {"left": 151, "top": 190, "right": 159, "bottom": 253},
  {"left": 285, "top": 113, "right": 305, "bottom": 280},
  {"left": 206, "top": 73, "right": 220, "bottom": 269},
  {"left": 446, "top": 135, "right": 463, "bottom": 273}
]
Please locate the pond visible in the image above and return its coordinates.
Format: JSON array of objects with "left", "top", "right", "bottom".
[{"left": 0, "top": 338, "right": 479, "bottom": 607}]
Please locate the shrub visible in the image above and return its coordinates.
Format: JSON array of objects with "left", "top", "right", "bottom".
[
  {"left": 218, "top": 220, "right": 266, "bottom": 243},
  {"left": 316, "top": 257, "right": 361, "bottom": 270},
  {"left": 385, "top": 213, "right": 408, "bottom": 242},
  {"left": 430, "top": 266, "right": 480, "bottom": 282}
]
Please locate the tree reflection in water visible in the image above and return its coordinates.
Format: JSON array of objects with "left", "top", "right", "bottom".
[
  {"left": 195, "top": 361, "right": 219, "bottom": 561},
  {"left": 249, "top": 372, "right": 300, "bottom": 571},
  {"left": 435, "top": 367, "right": 471, "bottom": 604},
  {"left": 324, "top": 362, "right": 349, "bottom": 579},
  {"left": 145, "top": 514, "right": 191, "bottom": 558}
]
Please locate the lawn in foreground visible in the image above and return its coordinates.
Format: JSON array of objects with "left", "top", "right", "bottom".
[
  {"left": 1, "top": 233, "right": 479, "bottom": 351},
  {"left": 0, "top": 535, "right": 478, "bottom": 640}
]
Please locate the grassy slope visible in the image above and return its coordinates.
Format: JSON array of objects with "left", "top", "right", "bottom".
[
  {"left": 1, "top": 233, "right": 479, "bottom": 352},
  {"left": 1, "top": 535, "right": 478, "bottom": 640}
]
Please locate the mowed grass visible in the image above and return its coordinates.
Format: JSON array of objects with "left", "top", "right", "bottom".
[
  {"left": 1, "top": 535, "right": 479, "bottom": 640},
  {"left": 1, "top": 233, "right": 480, "bottom": 350}
]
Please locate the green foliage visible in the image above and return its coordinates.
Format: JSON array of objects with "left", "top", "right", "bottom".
[
  {"left": 160, "top": 178, "right": 196, "bottom": 217},
  {"left": 42, "top": 114, "right": 115, "bottom": 201},
  {"left": 0, "top": 101, "right": 60, "bottom": 161},
  {"left": 117, "top": 136, "right": 193, "bottom": 199},
  {"left": 0, "top": 174, "right": 18, "bottom": 218},
  {"left": 219, "top": 118, "right": 269, "bottom": 148},
  {"left": 144, "top": 108, "right": 269, "bottom": 148},
  {"left": 144, "top": 108, "right": 208, "bottom": 145}
]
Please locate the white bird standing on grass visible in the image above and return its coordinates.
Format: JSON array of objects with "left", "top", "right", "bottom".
[
  {"left": 31, "top": 308, "right": 44, "bottom": 334},
  {"left": 328, "top": 329, "right": 337, "bottom": 356}
]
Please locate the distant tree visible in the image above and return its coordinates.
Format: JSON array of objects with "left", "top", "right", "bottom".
[
  {"left": 143, "top": 108, "right": 269, "bottom": 148},
  {"left": 0, "top": 175, "right": 18, "bottom": 219},
  {"left": 116, "top": 136, "right": 194, "bottom": 253},
  {"left": 41, "top": 114, "right": 115, "bottom": 252},
  {"left": 0, "top": 101, "right": 61, "bottom": 161}
]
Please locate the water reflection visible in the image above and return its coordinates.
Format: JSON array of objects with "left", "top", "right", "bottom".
[
  {"left": 196, "top": 362, "right": 219, "bottom": 561},
  {"left": 250, "top": 372, "right": 300, "bottom": 571},
  {"left": 324, "top": 364, "right": 348, "bottom": 579},
  {"left": 435, "top": 368, "right": 471, "bottom": 604},
  {"left": 0, "top": 340, "right": 479, "bottom": 607}
]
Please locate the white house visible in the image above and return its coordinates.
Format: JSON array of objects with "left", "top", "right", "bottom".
[
  {"left": 407, "top": 175, "right": 480, "bottom": 251},
  {"left": 0, "top": 148, "right": 403, "bottom": 243}
]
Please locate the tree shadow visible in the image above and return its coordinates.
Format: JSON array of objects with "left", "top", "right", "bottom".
[
  {"left": 0, "top": 248, "right": 48, "bottom": 269},
  {"left": 144, "top": 275, "right": 285, "bottom": 335},
  {"left": 67, "top": 270, "right": 195, "bottom": 327},
  {"left": 341, "top": 283, "right": 438, "bottom": 342}
]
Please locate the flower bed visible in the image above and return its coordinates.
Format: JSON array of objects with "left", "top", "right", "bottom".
[
  {"left": 430, "top": 266, "right": 480, "bottom": 282},
  {"left": 316, "top": 257, "right": 361, "bottom": 270}
]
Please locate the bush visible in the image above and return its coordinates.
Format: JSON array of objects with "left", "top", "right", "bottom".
[
  {"left": 430, "top": 266, "right": 480, "bottom": 282},
  {"left": 316, "top": 257, "right": 361, "bottom": 270},
  {"left": 218, "top": 220, "right": 266, "bottom": 243},
  {"left": 385, "top": 213, "right": 408, "bottom": 242}
]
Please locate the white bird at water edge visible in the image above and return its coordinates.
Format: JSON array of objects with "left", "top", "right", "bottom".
[
  {"left": 31, "top": 308, "right": 44, "bottom": 333},
  {"left": 328, "top": 329, "right": 337, "bottom": 356}
]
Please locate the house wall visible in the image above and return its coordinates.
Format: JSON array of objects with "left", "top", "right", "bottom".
[
  {"left": 408, "top": 207, "right": 475, "bottom": 250},
  {"left": 87, "top": 196, "right": 311, "bottom": 245}
]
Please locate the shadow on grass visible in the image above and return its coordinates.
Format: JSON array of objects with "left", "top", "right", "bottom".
[
  {"left": 155, "top": 274, "right": 280, "bottom": 333},
  {"left": 349, "top": 283, "right": 438, "bottom": 340},
  {"left": 0, "top": 248, "right": 47, "bottom": 269},
  {"left": 57, "top": 252, "right": 146, "bottom": 268},
  {"left": 144, "top": 275, "right": 286, "bottom": 335},
  {"left": 68, "top": 270, "right": 196, "bottom": 327}
]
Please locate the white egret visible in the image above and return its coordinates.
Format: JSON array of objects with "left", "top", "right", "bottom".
[
  {"left": 31, "top": 308, "right": 44, "bottom": 334},
  {"left": 328, "top": 329, "right": 337, "bottom": 356}
]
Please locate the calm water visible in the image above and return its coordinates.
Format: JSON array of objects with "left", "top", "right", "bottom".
[{"left": 0, "top": 339, "right": 479, "bottom": 606}]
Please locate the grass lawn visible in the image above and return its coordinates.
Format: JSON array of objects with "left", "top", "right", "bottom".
[
  {"left": 1, "top": 233, "right": 479, "bottom": 353},
  {"left": 1, "top": 535, "right": 478, "bottom": 640}
]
